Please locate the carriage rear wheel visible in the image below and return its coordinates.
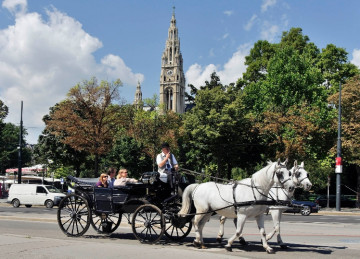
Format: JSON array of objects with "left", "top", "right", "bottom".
[
  {"left": 131, "top": 204, "right": 165, "bottom": 243},
  {"left": 164, "top": 205, "right": 192, "bottom": 241},
  {"left": 57, "top": 194, "right": 90, "bottom": 237},
  {"left": 90, "top": 212, "right": 122, "bottom": 234}
]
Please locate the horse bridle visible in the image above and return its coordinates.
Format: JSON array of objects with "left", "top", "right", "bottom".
[
  {"left": 274, "top": 164, "right": 292, "bottom": 186},
  {"left": 292, "top": 166, "right": 308, "bottom": 187}
]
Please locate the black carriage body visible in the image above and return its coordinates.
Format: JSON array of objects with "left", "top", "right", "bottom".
[
  {"left": 59, "top": 172, "right": 194, "bottom": 242},
  {"left": 72, "top": 172, "right": 172, "bottom": 215}
]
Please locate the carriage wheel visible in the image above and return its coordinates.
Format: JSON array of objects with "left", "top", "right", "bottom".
[
  {"left": 164, "top": 206, "right": 192, "bottom": 241},
  {"left": 90, "top": 211, "right": 122, "bottom": 234},
  {"left": 131, "top": 204, "right": 165, "bottom": 243},
  {"left": 57, "top": 194, "right": 90, "bottom": 237}
]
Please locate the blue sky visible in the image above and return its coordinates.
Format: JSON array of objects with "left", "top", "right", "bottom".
[{"left": 0, "top": 0, "right": 359, "bottom": 144}]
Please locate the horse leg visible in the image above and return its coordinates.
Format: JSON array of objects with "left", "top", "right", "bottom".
[
  {"left": 198, "top": 213, "right": 212, "bottom": 248},
  {"left": 193, "top": 212, "right": 211, "bottom": 249},
  {"left": 232, "top": 217, "right": 247, "bottom": 245},
  {"left": 275, "top": 211, "right": 287, "bottom": 249},
  {"left": 256, "top": 214, "right": 274, "bottom": 254},
  {"left": 225, "top": 213, "right": 246, "bottom": 252},
  {"left": 266, "top": 209, "right": 278, "bottom": 241},
  {"left": 216, "top": 216, "right": 227, "bottom": 243}
]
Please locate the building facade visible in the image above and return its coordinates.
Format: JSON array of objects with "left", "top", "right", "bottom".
[{"left": 159, "top": 8, "right": 185, "bottom": 113}]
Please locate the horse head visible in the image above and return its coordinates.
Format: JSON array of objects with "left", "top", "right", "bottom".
[
  {"left": 291, "top": 161, "right": 312, "bottom": 191},
  {"left": 273, "top": 158, "right": 295, "bottom": 192}
]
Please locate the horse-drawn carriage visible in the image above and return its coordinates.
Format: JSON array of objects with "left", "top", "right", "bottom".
[{"left": 57, "top": 171, "right": 194, "bottom": 243}]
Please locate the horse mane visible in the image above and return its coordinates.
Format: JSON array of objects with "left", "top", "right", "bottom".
[{"left": 252, "top": 161, "right": 276, "bottom": 190}]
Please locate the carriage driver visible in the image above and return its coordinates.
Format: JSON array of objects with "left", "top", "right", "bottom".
[{"left": 156, "top": 142, "right": 179, "bottom": 194}]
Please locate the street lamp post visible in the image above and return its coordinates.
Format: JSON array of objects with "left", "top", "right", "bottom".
[
  {"left": 335, "top": 82, "right": 342, "bottom": 211},
  {"left": 17, "top": 101, "right": 23, "bottom": 184}
]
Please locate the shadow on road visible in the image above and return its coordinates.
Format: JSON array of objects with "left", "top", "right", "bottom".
[{"left": 80, "top": 234, "right": 347, "bottom": 255}]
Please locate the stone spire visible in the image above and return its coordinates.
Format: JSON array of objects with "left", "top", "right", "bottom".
[
  {"left": 134, "top": 80, "right": 143, "bottom": 108},
  {"left": 159, "top": 7, "right": 185, "bottom": 113}
]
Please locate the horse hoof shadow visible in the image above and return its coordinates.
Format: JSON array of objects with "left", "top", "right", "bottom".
[
  {"left": 216, "top": 238, "right": 222, "bottom": 243},
  {"left": 267, "top": 249, "right": 275, "bottom": 254},
  {"left": 280, "top": 244, "right": 288, "bottom": 249},
  {"left": 225, "top": 246, "right": 232, "bottom": 252},
  {"left": 239, "top": 237, "right": 247, "bottom": 246}
]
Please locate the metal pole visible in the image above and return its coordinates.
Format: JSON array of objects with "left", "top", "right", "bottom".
[
  {"left": 336, "top": 82, "right": 342, "bottom": 211},
  {"left": 17, "top": 101, "right": 23, "bottom": 184}
]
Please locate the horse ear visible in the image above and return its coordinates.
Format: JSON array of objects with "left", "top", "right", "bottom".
[
  {"left": 294, "top": 160, "right": 298, "bottom": 168},
  {"left": 284, "top": 158, "right": 288, "bottom": 165},
  {"left": 300, "top": 161, "right": 304, "bottom": 168}
]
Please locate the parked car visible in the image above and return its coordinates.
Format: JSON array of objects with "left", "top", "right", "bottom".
[
  {"left": 315, "top": 195, "right": 356, "bottom": 208},
  {"left": 8, "top": 184, "right": 66, "bottom": 208},
  {"left": 285, "top": 200, "right": 319, "bottom": 216}
]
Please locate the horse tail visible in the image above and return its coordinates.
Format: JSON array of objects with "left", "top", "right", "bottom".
[{"left": 178, "top": 183, "right": 199, "bottom": 216}]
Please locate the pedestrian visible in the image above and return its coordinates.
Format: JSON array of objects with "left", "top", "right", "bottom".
[{"left": 107, "top": 167, "right": 116, "bottom": 188}]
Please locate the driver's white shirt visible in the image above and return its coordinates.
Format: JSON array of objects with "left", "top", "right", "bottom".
[{"left": 156, "top": 152, "right": 178, "bottom": 183}]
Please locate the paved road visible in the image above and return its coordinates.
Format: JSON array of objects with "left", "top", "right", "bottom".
[{"left": 1, "top": 204, "right": 360, "bottom": 258}]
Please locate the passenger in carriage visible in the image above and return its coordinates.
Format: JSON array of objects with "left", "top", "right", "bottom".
[
  {"left": 156, "top": 142, "right": 178, "bottom": 194},
  {"left": 107, "top": 167, "right": 117, "bottom": 188},
  {"left": 95, "top": 173, "right": 109, "bottom": 188},
  {"left": 113, "top": 169, "right": 138, "bottom": 187}
]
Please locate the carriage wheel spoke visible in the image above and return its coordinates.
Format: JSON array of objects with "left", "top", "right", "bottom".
[{"left": 61, "top": 216, "right": 73, "bottom": 227}]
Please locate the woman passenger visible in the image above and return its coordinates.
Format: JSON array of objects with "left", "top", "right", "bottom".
[
  {"left": 96, "top": 173, "right": 109, "bottom": 187},
  {"left": 114, "top": 169, "right": 138, "bottom": 186}
]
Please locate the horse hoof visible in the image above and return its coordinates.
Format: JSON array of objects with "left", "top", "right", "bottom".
[
  {"left": 216, "top": 237, "right": 222, "bottom": 243},
  {"left": 225, "top": 246, "right": 232, "bottom": 252},
  {"left": 239, "top": 237, "right": 247, "bottom": 246},
  {"left": 193, "top": 241, "right": 200, "bottom": 248},
  {"left": 266, "top": 249, "right": 275, "bottom": 254},
  {"left": 201, "top": 245, "right": 207, "bottom": 249},
  {"left": 280, "top": 244, "right": 288, "bottom": 249}
]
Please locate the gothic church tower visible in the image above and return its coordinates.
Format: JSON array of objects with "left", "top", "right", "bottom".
[{"left": 160, "top": 7, "right": 185, "bottom": 113}]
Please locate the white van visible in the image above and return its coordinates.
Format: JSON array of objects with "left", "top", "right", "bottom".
[{"left": 8, "top": 184, "right": 66, "bottom": 208}]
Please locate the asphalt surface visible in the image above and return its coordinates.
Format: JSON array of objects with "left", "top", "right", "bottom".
[{"left": 1, "top": 198, "right": 360, "bottom": 259}]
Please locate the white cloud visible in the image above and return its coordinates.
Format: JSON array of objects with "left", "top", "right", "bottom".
[
  {"left": 222, "top": 33, "right": 229, "bottom": 39},
  {"left": 351, "top": 49, "right": 360, "bottom": 68},
  {"left": 244, "top": 14, "right": 258, "bottom": 31},
  {"left": 260, "top": 21, "right": 279, "bottom": 42},
  {"left": 0, "top": 3, "right": 143, "bottom": 143},
  {"left": 185, "top": 44, "right": 250, "bottom": 89},
  {"left": 223, "top": 10, "right": 234, "bottom": 16},
  {"left": 261, "top": 0, "right": 277, "bottom": 13},
  {"left": 2, "top": 0, "right": 27, "bottom": 16}
]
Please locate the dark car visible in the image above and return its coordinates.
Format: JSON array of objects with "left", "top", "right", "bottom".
[
  {"left": 315, "top": 195, "right": 356, "bottom": 208},
  {"left": 285, "top": 200, "right": 319, "bottom": 216}
]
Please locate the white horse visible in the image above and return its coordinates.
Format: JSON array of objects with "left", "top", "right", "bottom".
[
  {"left": 216, "top": 161, "right": 312, "bottom": 249},
  {"left": 179, "top": 159, "right": 295, "bottom": 253}
]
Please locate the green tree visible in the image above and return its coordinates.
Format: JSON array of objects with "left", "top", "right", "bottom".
[
  {"left": 0, "top": 123, "right": 31, "bottom": 173},
  {"left": 183, "top": 73, "right": 258, "bottom": 179},
  {"left": 317, "top": 44, "right": 359, "bottom": 90}
]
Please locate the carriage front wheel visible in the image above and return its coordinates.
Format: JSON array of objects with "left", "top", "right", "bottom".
[
  {"left": 57, "top": 194, "right": 90, "bottom": 237},
  {"left": 164, "top": 206, "right": 193, "bottom": 241},
  {"left": 131, "top": 204, "right": 165, "bottom": 243},
  {"left": 90, "top": 212, "right": 122, "bottom": 234}
]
